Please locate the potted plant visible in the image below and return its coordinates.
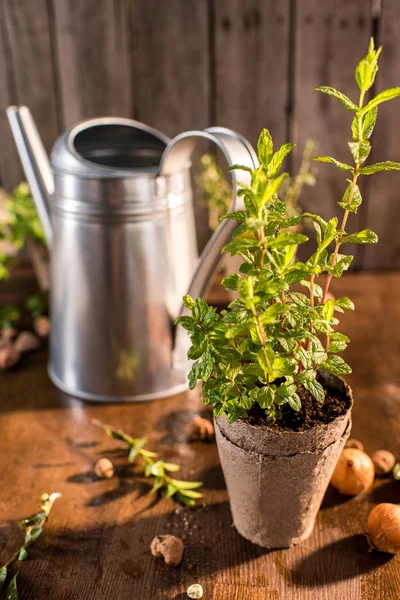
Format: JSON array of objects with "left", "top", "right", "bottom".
[{"left": 177, "top": 39, "right": 400, "bottom": 548}]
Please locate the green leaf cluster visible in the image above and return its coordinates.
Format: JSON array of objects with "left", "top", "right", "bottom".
[
  {"left": 92, "top": 420, "right": 203, "bottom": 506},
  {"left": 0, "top": 182, "right": 45, "bottom": 282},
  {"left": 0, "top": 493, "right": 60, "bottom": 599},
  {"left": 177, "top": 38, "right": 400, "bottom": 426}
]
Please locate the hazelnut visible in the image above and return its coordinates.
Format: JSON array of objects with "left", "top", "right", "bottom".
[
  {"left": 0, "top": 345, "right": 20, "bottom": 370},
  {"left": 372, "top": 450, "right": 396, "bottom": 476},
  {"left": 1, "top": 327, "right": 17, "bottom": 343},
  {"left": 150, "top": 534, "right": 183, "bottom": 566},
  {"left": 186, "top": 417, "right": 214, "bottom": 441},
  {"left": 14, "top": 331, "right": 40, "bottom": 354},
  {"left": 345, "top": 438, "right": 364, "bottom": 451},
  {"left": 94, "top": 458, "right": 115, "bottom": 479},
  {"left": 34, "top": 316, "right": 50, "bottom": 338}
]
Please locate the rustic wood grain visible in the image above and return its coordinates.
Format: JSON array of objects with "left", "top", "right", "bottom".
[
  {"left": 134, "top": 0, "right": 211, "bottom": 251},
  {"left": 52, "top": 0, "right": 133, "bottom": 127},
  {"left": 362, "top": 0, "right": 400, "bottom": 270},
  {"left": 0, "top": 0, "right": 59, "bottom": 190},
  {"left": 213, "top": 0, "right": 290, "bottom": 149},
  {"left": 293, "top": 0, "right": 373, "bottom": 266},
  {"left": 0, "top": 273, "right": 400, "bottom": 599}
]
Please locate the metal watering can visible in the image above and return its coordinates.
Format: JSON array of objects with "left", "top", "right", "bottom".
[{"left": 7, "top": 106, "right": 257, "bottom": 402}]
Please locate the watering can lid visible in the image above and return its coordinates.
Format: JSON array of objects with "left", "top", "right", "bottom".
[{"left": 51, "top": 117, "right": 171, "bottom": 178}]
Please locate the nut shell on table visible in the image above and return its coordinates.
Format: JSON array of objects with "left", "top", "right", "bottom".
[
  {"left": 33, "top": 316, "right": 51, "bottom": 338},
  {"left": 0, "top": 345, "right": 20, "bottom": 370},
  {"left": 94, "top": 458, "right": 115, "bottom": 479},
  {"left": 187, "top": 583, "right": 203, "bottom": 598},
  {"left": 14, "top": 331, "right": 40, "bottom": 354},
  {"left": 345, "top": 438, "right": 364, "bottom": 451},
  {"left": 186, "top": 416, "right": 214, "bottom": 441},
  {"left": 372, "top": 450, "right": 396, "bottom": 476},
  {"left": 150, "top": 535, "right": 184, "bottom": 566}
]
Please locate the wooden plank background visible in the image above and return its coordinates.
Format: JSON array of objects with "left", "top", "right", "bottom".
[{"left": 0, "top": 0, "right": 398, "bottom": 269}]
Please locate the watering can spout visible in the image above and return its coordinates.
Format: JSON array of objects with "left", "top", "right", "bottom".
[{"left": 7, "top": 106, "right": 53, "bottom": 247}]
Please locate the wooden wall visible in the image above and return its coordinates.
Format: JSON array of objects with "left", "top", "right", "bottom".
[{"left": 0, "top": 0, "right": 399, "bottom": 269}]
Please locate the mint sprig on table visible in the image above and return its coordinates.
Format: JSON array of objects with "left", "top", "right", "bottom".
[
  {"left": 176, "top": 38, "right": 400, "bottom": 426},
  {"left": 0, "top": 493, "right": 61, "bottom": 599},
  {"left": 92, "top": 420, "right": 203, "bottom": 506}
]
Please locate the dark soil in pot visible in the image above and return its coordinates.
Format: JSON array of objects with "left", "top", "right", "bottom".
[{"left": 214, "top": 371, "right": 352, "bottom": 549}]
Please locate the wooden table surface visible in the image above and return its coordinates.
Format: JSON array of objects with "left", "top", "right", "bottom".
[{"left": 1, "top": 272, "right": 400, "bottom": 600}]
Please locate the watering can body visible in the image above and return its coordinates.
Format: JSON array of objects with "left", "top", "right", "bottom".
[{"left": 7, "top": 107, "right": 257, "bottom": 402}]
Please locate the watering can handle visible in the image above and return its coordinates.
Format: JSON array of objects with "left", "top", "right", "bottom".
[{"left": 160, "top": 127, "right": 258, "bottom": 307}]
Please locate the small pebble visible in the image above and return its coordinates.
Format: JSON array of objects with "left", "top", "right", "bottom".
[
  {"left": 150, "top": 534, "right": 183, "bottom": 566},
  {"left": 34, "top": 316, "right": 50, "bottom": 338},
  {"left": 1, "top": 327, "right": 17, "bottom": 343},
  {"left": 0, "top": 345, "right": 20, "bottom": 370},
  {"left": 186, "top": 416, "right": 214, "bottom": 441},
  {"left": 14, "top": 331, "right": 40, "bottom": 354},
  {"left": 187, "top": 583, "right": 203, "bottom": 599},
  {"left": 345, "top": 438, "right": 364, "bottom": 451},
  {"left": 94, "top": 458, "right": 115, "bottom": 479},
  {"left": 372, "top": 450, "right": 396, "bottom": 476}
]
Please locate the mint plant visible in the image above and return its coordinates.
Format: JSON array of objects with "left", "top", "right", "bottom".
[{"left": 177, "top": 39, "right": 400, "bottom": 425}]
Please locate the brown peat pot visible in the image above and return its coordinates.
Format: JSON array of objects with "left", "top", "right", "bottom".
[{"left": 215, "top": 372, "right": 352, "bottom": 549}]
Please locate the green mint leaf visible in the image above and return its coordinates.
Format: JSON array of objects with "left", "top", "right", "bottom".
[
  {"left": 221, "top": 210, "right": 248, "bottom": 222},
  {"left": 303, "top": 377, "right": 325, "bottom": 403},
  {"left": 259, "top": 303, "right": 288, "bottom": 325},
  {"left": 228, "top": 164, "right": 253, "bottom": 174},
  {"left": 320, "top": 355, "right": 352, "bottom": 375},
  {"left": 174, "top": 316, "right": 195, "bottom": 331},
  {"left": 221, "top": 274, "right": 241, "bottom": 291},
  {"left": 341, "top": 229, "right": 378, "bottom": 244},
  {"left": 359, "top": 161, "right": 400, "bottom": 175},
  {"left": 288, "top": 393, "right": 302, "bottom": 411},
  {"left": 329, "top": 254, "right": 353, "bottom": 278},
  {"left": 313, "top": 156, "right": 354, "bottom": 172},
  {"left": 149, "top": 477, "right": 165, "bottom": 494},
  {"left": 17, "top": 548, "right": 28, "bottom": 562},
  {"left": 257, "top": 128, "right": 273, "bottom": 167},
  {"left": 335, "top": 297, "right": 355, "bottom": 311},
  {"left": 338, "top": 182, "right": 362, "bottom": 214},
  {"left": 268, "top": 232, "right": 308, "bottom": 248},
  {"left": 322, "top": 299, "right": 335, "bottom": 322},
  {"left": 355, "top": 39, "right": 381, "bottom": 91},
  {"left": 267, "top": 143, "right": 294, "bottom": 178},
  {"left": 315, "top": 86, "right": 358, "bottom": 112},
  {"left": 300, "top": 279, "right": 323, "bottom": 298},
  {"left": 271, "top": 357, "right": 296, "bottom": 380},
  {"left": 164, "top": 483, "right": 178, "bottom": 499},
  {"left": 6, "top": 573, "right": 18, "bottom": 600},
  {"left": 276, "top": 382, "right": 297, "bottom": 400},
  {"left": 170, "top": 479, "right": 203, "bottom": 490},
  {"left": 0, "top": 566, "right": 7, "bottom": 590},
  {"left": 348, "top": 140, "right": 371, "bottom": 164},
  {"left": 361, "top": 87, "right": 400, "bottom": 114},
  {"left": 175, "top": 489, "right": 203, "bottom": 500},
  {"left": 352, "top": 107, "right": 378, "bottom": 141},
  {"left": 257, "top": 346, "right": 275, "bottom": 375}
]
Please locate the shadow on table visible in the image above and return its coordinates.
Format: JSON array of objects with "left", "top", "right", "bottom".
[
  {"left": 16, "top": 501, "right": 270, "bottom": 599},
  {"left": 290, "top": 533, "right": 392, "bottom": 586}
]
